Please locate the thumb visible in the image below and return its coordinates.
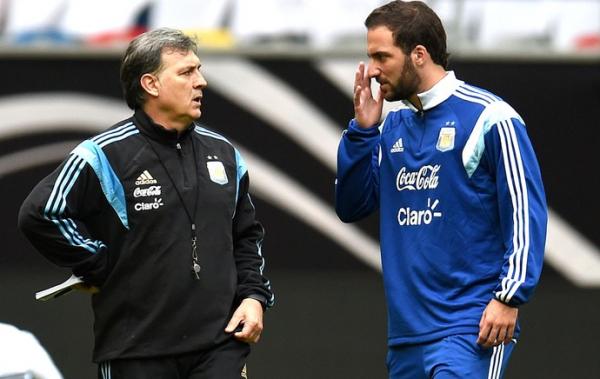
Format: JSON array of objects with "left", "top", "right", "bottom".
[{"left": 225, "top": 312, "right": 243, "bottom": 333}]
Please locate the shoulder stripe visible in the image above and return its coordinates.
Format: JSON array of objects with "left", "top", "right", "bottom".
[
  {"left": 92, "top": 122, "right": 134, "bottom": 144},
  {"left": 460, "top": 84, "right": 501, "bottom": 103},
  {"left": 457, "top": 87, "right": 493, "bottom": 103},
  {"left": 193, "top": 125, "right": 231, "bottom": 144},
  {"left": 98, "top": 128, "right": 139, "bottom": 148},
  {"left": 453, "top": 90, "right": 490, "bottom": 107}
]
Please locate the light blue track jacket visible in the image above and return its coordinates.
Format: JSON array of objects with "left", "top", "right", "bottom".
[{"left": 335, "top": 72, "right": 547, "bottom": 346}]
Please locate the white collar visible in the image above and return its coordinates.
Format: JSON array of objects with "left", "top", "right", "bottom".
[{"left": 401, "top": 71, "right": 463, "bottom": 112}]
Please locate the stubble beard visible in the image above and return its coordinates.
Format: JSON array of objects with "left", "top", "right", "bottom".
[{"left": 385, "top": 57, "right": 421, "bottom": 102}]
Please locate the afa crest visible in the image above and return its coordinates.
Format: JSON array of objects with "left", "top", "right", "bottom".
[
  {"left": 436, "top": 126, "right": 455, "bottom": 152},
  {"left": 206, "top": 161, "right": 228, "bottom": 185}
]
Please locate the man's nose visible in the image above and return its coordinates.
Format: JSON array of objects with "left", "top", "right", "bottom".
[
  {"left": 195, "top": 72, "right": 208, "bottom": 88},
  {"left": 366, "top": 63, "right": 380, "bottom": 79}
]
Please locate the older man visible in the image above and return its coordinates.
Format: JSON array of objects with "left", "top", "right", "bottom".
[{"left": 19, "top": 28, "right": 273, "bottom": 379}]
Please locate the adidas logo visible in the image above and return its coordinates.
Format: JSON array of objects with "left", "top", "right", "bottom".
[
  {"left": 135, "top": 170, "right": 158, "bottom": 185},
  {"left": 390, "top": 138, "right": 404, "bottom": 153}
]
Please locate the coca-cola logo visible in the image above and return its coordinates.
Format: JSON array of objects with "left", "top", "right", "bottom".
[
  {"left": 396, "top": 165, "right": 441, "bottom": 191},
  {"left": 133, "top": 186, "right": 162, "bottom": 198}
]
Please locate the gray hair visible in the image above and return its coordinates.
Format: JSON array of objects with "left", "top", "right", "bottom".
[{"left": 120, "top": 28, "right": 200, "bottom": 109}]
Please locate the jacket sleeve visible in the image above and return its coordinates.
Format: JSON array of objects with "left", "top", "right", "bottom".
[
  {"left": 18, "top": 151, "right": 110, "bottom": 286},
  {"left": 232, "top": 149, "right": 274, "bottom": 309},
  {"left": 483, "top": 114, "right": 548, "bottom": 307},
  {"left": 335, "top": 118, "right": 381, "bottom": 223}
]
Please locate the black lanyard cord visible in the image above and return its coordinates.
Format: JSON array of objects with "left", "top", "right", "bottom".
[{"left": 140, "top": 132, "right": 202, "bottom": 279}]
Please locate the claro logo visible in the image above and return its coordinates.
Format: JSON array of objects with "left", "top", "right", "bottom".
[
  {"left": 397, "top": 198, "right": 442, "bottom": 226},
  {"left": 134, "top": 198, "right": 164, "bottom": 211},
  {"left": 396, "top": 165, "right": 440, "bottom": 191}
]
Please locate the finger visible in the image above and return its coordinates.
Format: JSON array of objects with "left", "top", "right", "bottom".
[
  {"left": 360, "top": 62, "right": 371, "bottom": 90},
  {"left": 476, "top": 332, "right": 488, "bottom": 346},
  {"left": 224, "top": 313, "right": 243, "bottom": 333},
  {"left": 497, "top": 326, "right": 507, "bottom": 346},
  {"left": 235, "top": 330, "right": 258, "bottom": 343},
  {"left": 485, "top": 325, "right": 500, "bottom": 347},
  {"left": 477, "top": 313, "right": 490, "bottom": 345},
  {"left": 353, "top": 85, "right": 362, "bottom": 108},
  {"left": 238, "top": 321, "right": 254, "bottom": 336},
  {"left": 235, "top": 321, "right": 261, "bottom": 343},
  {"left": 359, "top": 61, "right": 365, "bottom": 84},
  {"left": 354, "top": 61, "right": 367, "bottom": 93},
  {"left": 504, "top": 324, "right": 516, "bottom": 345},
  {"left": 375, "top": 87, "right": 384, "bottom": 106},
  {"left": 354, "top": 62, "right": 364, "bottom": 91},
  {"left": 235, "top": 333, "right": 260, "bottom": 344},
  {"left": 478, "top": 308, "right": 487, "bottom": 328}
]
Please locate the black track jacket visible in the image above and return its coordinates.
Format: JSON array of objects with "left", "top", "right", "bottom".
[{"left": 18, "top": 110, "right": 274, "bottom": 362}]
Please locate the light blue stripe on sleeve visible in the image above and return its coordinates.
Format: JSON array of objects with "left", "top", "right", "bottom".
[
  {"left": 234, "top": 148, "right": 248, "bottom": 203},
  {"left": 462, "top": 101, "right": 524, "bottom": 177},
  {"left": 72, "top": 140, "right": 129, "bottom": 229}
]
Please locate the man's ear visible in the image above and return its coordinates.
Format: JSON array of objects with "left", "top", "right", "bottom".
[
  {"left": 412, "top": 45, "right": 428, "bottom": 67},
  {"left": 140, "top": 73, "right": 159, "bottom": 98}
]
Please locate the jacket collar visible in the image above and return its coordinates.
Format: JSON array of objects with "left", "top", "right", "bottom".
[
  {"left": 401, "top": 71, "right": 463, "bottom": 112},
  {"left": 133, "top": 108, "right": 194, "bottom": 145}
]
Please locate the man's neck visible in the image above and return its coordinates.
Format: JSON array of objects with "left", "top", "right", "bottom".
[
  {"left": 418, "top": 65, "right": 447, "bottom": 95},
  {"left": 143, "top": 106, "right": 189, "bottom": 135},
  {"left": 409, "top": 66, "right": 447, "bottom": 111},
  {"left": 407, "top": 95, "right": 423, "bottom": 111}
]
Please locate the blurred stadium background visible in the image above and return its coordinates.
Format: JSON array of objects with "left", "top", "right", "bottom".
[{"left": 0, "top": 0, "right": 598, "bottom": 378}]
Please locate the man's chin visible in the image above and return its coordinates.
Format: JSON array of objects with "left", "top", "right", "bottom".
[
  {"left": 379, "top": 87, "right": 393, "bottom": 102},
  {"left": 384, "top": 88, "right": 414, "bottom": 102},
  {"left": 384, "top": 92, "right": 402, "bottom": 102},
  {"left": 378, "top": 86, "right": 398, "bottom": 102}
]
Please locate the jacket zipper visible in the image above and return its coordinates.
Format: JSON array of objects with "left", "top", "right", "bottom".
[
  {"left": 417, "top": 110, "right": 426, "bottom": 152},
  {"left": 176, "top": 142, "right": 190, "bottom": 187}
]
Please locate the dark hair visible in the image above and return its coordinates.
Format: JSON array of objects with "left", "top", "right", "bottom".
[
  {"left": 120, "top": 28, "right": 199, "bottom": 109},
  {"left": 365, "top": 1, "right": 449, "bottom": 68}
]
